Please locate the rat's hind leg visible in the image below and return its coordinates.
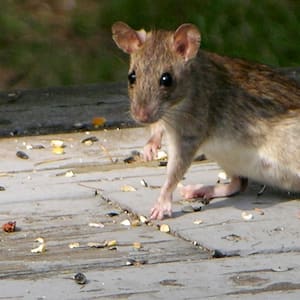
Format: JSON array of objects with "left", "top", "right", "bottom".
[{"left": 180, "top": 176, "right": 248, "bottom": 202}]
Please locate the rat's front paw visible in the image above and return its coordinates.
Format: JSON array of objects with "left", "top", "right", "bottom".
[
  {"left": 143, "top": 141, "right": 160, "bottom": 161},
  {"left": 150, "top": 200, "right": 172, "bottom": 220}
]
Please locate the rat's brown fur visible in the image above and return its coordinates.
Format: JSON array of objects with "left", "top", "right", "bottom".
[{"left": 112, "top": 22, "right": 300, "bottom": 220}]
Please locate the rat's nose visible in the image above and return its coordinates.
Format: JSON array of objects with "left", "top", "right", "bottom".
[{"left": 132, "top": 106, "right": 153, "bottom": 124}]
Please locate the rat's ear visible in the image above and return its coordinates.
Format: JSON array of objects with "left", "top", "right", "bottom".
[
  {"left": 173, "top": 24, "right": 201, "bottom": 61},
  {"left": 112, "top": 21, "right": 146, "bottom": 54}
]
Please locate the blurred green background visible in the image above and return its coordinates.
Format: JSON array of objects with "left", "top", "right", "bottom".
[{"left": 0, "top": 0, "right": 299, "bottom": 90}]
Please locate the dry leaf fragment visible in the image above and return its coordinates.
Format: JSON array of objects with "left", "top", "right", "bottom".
[
  {"left": 92, "top": 117, "right": 106, "bottom": 128},
  {"left": 121, "top": 185, "right": 136, "bottom": 192},
  {"left": 2, "top": 221, "right": 16, "bottom": 232},
  {"left": 160, "top": 224, "right": 170, "bottom": 233},
  {"left": 254, "top": 208, "right": 265, "bottom": 215}
]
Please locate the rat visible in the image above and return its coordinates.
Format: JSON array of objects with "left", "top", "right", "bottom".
[{"left": 112, "top": 21, "right": 300, "bottom": 220}]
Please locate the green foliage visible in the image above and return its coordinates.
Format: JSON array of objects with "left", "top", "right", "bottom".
[{"left": 0, "top": 0, "right": 298, "bottom": 90}]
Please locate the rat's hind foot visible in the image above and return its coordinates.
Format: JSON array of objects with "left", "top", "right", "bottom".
[{"left": 180, "top": 176, "right": 248, "bottom": 201}]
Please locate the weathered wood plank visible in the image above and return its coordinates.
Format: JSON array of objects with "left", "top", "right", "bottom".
[
  {"left": 1, "top": 125, "right": 300, "bottom": 299},
  {"left": 0, "top": 82, "right": 132, "bottom": 137},
  {"left": 0, "top": 67, "right": 299, "bottom": 137}
]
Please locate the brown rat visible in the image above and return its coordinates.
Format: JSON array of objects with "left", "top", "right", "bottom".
[{"left": 112, "top": 21, "right": 300, "bottom": 220}]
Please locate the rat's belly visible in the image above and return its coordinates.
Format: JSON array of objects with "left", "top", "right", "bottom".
[{"left": 200, "top": 138, "right": 300, "bottom": 191}]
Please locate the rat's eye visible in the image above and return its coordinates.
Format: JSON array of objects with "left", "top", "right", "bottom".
[
  {"left": 159, "top": 72, "right": 173, "bottom": 87},
  {"left": 128, "top": 71, "right": 136, "bottom": 85}
]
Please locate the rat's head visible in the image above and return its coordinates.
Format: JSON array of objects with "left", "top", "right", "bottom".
[{"left": 112, "top": 22, "right": 201, "bottom": 124}]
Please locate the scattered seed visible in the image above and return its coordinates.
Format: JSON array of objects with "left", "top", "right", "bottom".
[
  {"left": 0, "top": 186, "right": 5, "bottom": 191},
  {"left": 69, "top": 242, "right": 80, "bottom": 249},
  {"left": 193, "top": 219, "right": 203, "bottom": 225},
  {"left": 126, "top": 259, "right": 136, "bottom": 266},
  {"left": 88, "top": 222, "right": 105, "bottom": 228},
  {"left": 132, "top": 242, "right": 143, "bottom": 249},
  {"left": 155, "top": 150, "right": 168, "bottom": 160},
  {"left": 16, "top": 150, "right": 29, "bottom": 160},
  {"left": 31, "top": 238, "right": 46, "bottom": 253},
  {"left": 50, "top": 140, "right": 64, "bottom": 148},
  {"left": 120, "top": 219, "right": 131, "bottom": 226},
  {"left": 139, "top": 215, "right": 148, "bottom": 224},
  {"left": 2, "top": 221, "right": 16, "bottom": 232},
  {"left": 26, "top": 144, "right": 45, "bottom": 150},
  {"left": 108, "top": 246, "right": 117, "bottom": 251},
  {"left": 126, "top": 258, "right": 147, "bottom": 266},
  {"left": 106, "top": 211, "right": 120, "bottom": 217},
  {"left": 81, "top": 136, "right": 98, "bottom": 145},
  {"left": 121, "top": 185, "right": 136, "bottom": 192},
  {"left": 65, "top": 171, "right": 75, "bottom": 177},
  {"left": 257, "top": 185, "right": 267, "bottom": 196},
  {"left": 131, "top": 219, "right": 141, "bottom": 227},
  {"left": 52, "top": 146, "right": 65, "bottom": 155},
  {"left": 222, "top": 234, "right": 242, "bottom": 242},
  {"left": 160, "top": 224, "right": 170, "bottom": 233},
  {"left": 218, "top": 171, "right": 228, "bottom": 181},
  {"left": 106, "top": 240, "right": 117, "bottom": 247},
  {"left": 140, "top": 179, "right": 148, "bottom": 187},
  {"left": 241, "top": 211, "right": 254, "bottom": 221},
  {"left": 87, "top": 242, "right": 106, "bottom": 248},
  {"left": 73, "top": 272, "right": 87, "bottom": 285},
  {"left": 273, "top": 226, "right": 284, "bottom": 232}
]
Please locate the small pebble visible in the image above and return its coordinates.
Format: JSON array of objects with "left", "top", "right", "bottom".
[
  {"left": 73, "top": 272, "right": 87, "bottom": 285},
  {"left": 16, "top": 150, "right": 29, "bottom": 160}
]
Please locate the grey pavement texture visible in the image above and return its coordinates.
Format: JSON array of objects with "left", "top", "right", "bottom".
[{"left": 1, "top": 127, "right": 299, "bottom": 299}]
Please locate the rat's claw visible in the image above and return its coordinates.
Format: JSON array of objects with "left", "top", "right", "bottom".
[
  {"left": 143, "top": 142, "right": 160, "bottom": 161},
  {"left": 150, "top": 201, "right": 172, "bottom": 220}
]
